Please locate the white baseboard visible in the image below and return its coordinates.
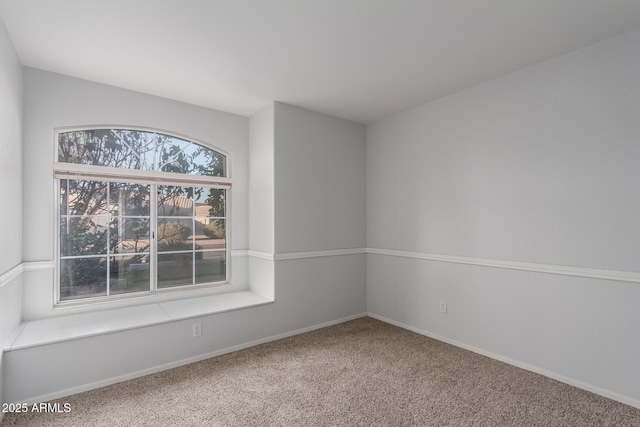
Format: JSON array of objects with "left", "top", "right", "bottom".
[
  {"left": 367, "top": 312, "right": 640, "bottom": 410},
  {"left": 20, "top": 312, "right": 367, "bottom": 405}
]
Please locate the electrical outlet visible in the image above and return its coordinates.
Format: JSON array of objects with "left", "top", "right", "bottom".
[
  {"left": 192, "top": 323, "right": 202, "bottom": 337},
  {"left": 439, "top": 301, "right": 447, "bottom": 314}
]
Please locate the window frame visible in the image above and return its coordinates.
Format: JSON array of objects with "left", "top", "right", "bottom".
[{"left": 53, "top": 126, "right": 233, "bottom": 307}]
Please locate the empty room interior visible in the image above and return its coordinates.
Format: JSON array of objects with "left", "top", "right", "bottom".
[{"left": 1, "top": 1, "right": 640, "bottom": 425}]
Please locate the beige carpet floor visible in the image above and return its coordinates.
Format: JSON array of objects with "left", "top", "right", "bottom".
[{"left": 2, "top": 317, "right": 640, "bottom": 426}]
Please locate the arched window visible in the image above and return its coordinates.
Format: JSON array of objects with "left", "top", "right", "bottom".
[{"left": 54, "top": 128, "right": 231, "bottom": 303}]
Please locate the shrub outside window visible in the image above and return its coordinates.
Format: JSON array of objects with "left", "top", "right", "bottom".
[{"left": 55, "top": 128, "right": 231, "bottom": 303}]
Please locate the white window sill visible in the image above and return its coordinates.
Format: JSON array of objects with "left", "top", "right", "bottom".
[{"left": 6, "top": 291, "right": 273, "bottom": 351}]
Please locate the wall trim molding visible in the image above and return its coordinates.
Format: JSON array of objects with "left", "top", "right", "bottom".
[
  {"left": 11, "top": 250, "right": 638, "bottom": 284},
  {"left": 367, "top": 312, "right": 640, "bottom": 410},
  {"left": 230, "top": 249, "right": 250, "bottom": 258},
  {"left": 0, "top": 264, "right": 22, "bottom": 288},
  {"left": 367, "top": 247, "right": 640, "bottom": 284},
  {"left": 238, "top": 246, "right": 640, "bottom": 283},
  {"left": 22, "top": 261, "right": 56, "bottom": 272},
  {"left": 248, "top": 250, "right": 275, "bottom": 260},
  {"left": 275, "top": 248, "right": 366, "bottom": 260},
  {"left": 1, "top": 261, "right": 56, "bottom": 288},
  {"left": 231, "top": 249, "right": 274, "bottom": 260},
  {"left": 233, "top": 248, "right": 366, "bottom": 261}
]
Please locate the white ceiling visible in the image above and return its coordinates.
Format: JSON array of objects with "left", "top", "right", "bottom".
[{"left": 1, "top": 1, "right": 640, "bottom": 124}]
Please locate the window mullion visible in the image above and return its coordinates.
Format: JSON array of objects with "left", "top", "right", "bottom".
[
  {"left": 151, "top": 184, "right": 158, "bottom": 292},
  {"left": 106, "top": 182, "right": 111, "bottom": 296},
  {"left": 192, "top": 193, "right": 196, "bottom": 286}
]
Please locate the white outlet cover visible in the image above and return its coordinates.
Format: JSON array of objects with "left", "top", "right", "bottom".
[{"left": 192, "top": 323, "right": 202, "bottom": 337}]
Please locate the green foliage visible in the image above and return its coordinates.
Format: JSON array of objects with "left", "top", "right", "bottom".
[
  {"left": 205, "top": 188, "right": 225, "bottom": 217},
  {"left": 59, "top": 257, "right": 107, "bottom": 298},
  {"left": 158, "top": 239, "right": 191, "bottom": 252},
  {"left": 158, "top": 222, "right": 191, "bottom": 241},
  {"left": 60, "top": 218, "right": 108, "bottom": 256},
  {"left": 203, "top": 220, "right": 226, "bottom": 239}
]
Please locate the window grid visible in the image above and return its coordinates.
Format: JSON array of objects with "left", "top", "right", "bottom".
[{"left": 55, "top": 128, "right": 230, "bottom": 304}]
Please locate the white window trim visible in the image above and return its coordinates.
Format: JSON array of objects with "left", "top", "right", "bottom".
[
  {"left": 54, "top": 163, "right": 232, "bottom": 188},
  {"left": 53, "top": 127, "right": 233, "bottom": 307}
]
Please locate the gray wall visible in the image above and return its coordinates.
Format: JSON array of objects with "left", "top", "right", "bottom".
[
  {"left": 249, "top": 104, "right": 275, "bottom": 254},
  {"left": 0, "top": 17, "right": 23, "bottom": 411},
  {"left": 272, "top": 101, "right": 367, "bottom": 358},
  {"left": 367, "top": 29, "right": 640, "bottom": 404},
  {"left": 6, "top": 76, "right": 366, "bottom": 402},
  {"left": 274, "top": 102, "right": 366, "bottom": 253}
]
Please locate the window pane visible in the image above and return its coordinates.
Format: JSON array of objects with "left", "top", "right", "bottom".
[
  {"left": 194, "top": 187, "right": 225, "bottom": 218},
  {"left": 158, "top": 186, "right": 193, "bottom": 217},
  {"left": 117, "top": 129, "right": 156, "bottom": 171},
  {"left": 181, "top": 143, "right": 209, "bottom": 176},
  {"left": 58, "top": 129, "right": 226, "bottom": 177},
  {"left": 157, "top": 136, "right": 194, "bottom": 175},
  {"left": 158, "top": 252, "right": 193, "bottom": 288},
  {"left": 196, "top": 219, "right": 226, "bottom": 251},
  {"left": 58, "top": 130, "right": 103, "bottom": 168},
  {"left": 156, "top": 185, "right": 226, "bottom": 291},
  {"left": 109, "top": 255, "right": 150, "bottom": 295},
  {"left": 198, "top": 149, "right": 226, "bottom": 177},
  {"left": 58, "top": 130, "right": 154, "bottom": 170},
  {"left": 59, "top": 257, "right": 107, "bottom": 300},
  {"left": 110, "top": 218, "right": 151, "bottom": 254},
  {"left": 109, "top": 182, "right": 150, "bottom": 216},
  {"left": 195, "top": 251, "right": 226, "bottom": 284},
  {"left": 159, "top": 141, "right": 226, "bottom": 177},
  {"left": 60, "top": 217, "right": 109, "bottom": 256},
  {"left": 157, "top": 218, "right": 193, "bottom": 253},
  {"left": 60, "top": 179, "right": 69, "bottom": 216},
  {"left": 63, "top": 179, "right": 109, "bottom": 216}
]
